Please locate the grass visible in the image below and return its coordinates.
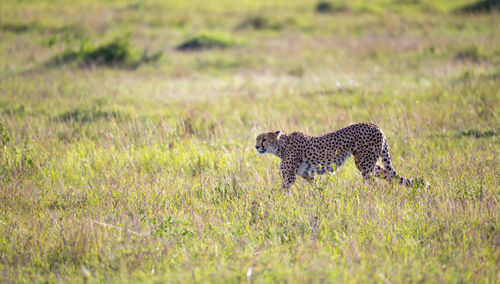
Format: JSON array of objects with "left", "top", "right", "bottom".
[{"left": 0, "top": 0, "right": 499, "bottom": 282}]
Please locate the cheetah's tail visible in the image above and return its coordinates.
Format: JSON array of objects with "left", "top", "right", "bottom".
[{"left": 381, "top": 139, "right": 429, "bottom": 188}]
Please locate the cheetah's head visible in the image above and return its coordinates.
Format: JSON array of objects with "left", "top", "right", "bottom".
[{"left": 255, "top": 131, "right": 282, "bottom": 155}]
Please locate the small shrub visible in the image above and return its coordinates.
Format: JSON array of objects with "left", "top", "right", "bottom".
[
  {"left": 177, "top": 32, "right": 238, "bottom": 51},
  {"left": 458, "top": 0, "right": 500, "bottom": 13},
  {"left": 455, "top": 45, "right": 486, "bottom": 62},
  {"left": 47, "top": 35, "right": 162, "bottom": 68},
  {"left": 394, "top": 0, "right": 422, "bottom": 3},
  {"left": 288, "top": 65, "right": 305, "bottom": 77},
  {"left": 127, "top": 2, "right": 142, "bottom": 10},
  {"left": 2, "top": 104, "right": 25, "bottom": 117},
  {"left": 315, "top": 1, "right": 350, "bottom": 13},
  {"left": 0, "top": 123, "right": 10, "bottom": 145},
  {"left": 316, "top": 2, "right": 333, "bottom": 12},
  {"left": 83, "top": 37, "right": 131, "bottom": 64},
  {"left": 237, "top": 16, "right": 283, "bottom": 31}
]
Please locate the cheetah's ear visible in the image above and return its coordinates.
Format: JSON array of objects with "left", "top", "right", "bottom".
[{"left": 275, "top": 130, "right": 282, "bottom": 139}]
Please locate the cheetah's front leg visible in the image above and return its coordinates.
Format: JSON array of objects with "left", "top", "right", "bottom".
[
  {"left": 280, "top": 171, "right": 297, "bottom": 192},
  {"left": 300, "top": 171, "right": 315, "bottom": 182},
  {"left": 279, "top": 158, "right": 299, "bottom": 192}
]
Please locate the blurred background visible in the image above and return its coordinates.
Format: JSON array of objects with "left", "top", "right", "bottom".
[{"left": 2, "top": 0, "right": 498, "bottom": 134}]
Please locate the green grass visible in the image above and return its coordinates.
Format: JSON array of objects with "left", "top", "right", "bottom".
[{"left": 0, "top": 0, "right": 499, "bottom": 282}]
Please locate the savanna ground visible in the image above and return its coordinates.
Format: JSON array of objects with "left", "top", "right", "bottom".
[{"left": 0, "top": 0, "right": 499, "bottom": 282}]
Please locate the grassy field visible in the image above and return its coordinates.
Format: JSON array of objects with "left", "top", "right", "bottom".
[{"left": 0, "top": 0, "right": 499, "bottom": 282}]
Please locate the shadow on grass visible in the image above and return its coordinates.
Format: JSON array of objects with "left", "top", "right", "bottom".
[
  {"left": 429, "top": 128, "right": 497, "bottom": 139},
  {"left": 56, "top": 107, "right": 130, "bottom": 124},
  {"left": 236, "top": 16, "right": 284, "bottom": 31},
  {"left": 458, "top": 129, "right": 497, "bottom": 138},
  {"left": 1, "top": 21, "right": 67, "bottom": 33},
  {"left": 457, "top": 0, "right": 500, "bottom": 13},
  {"left": 1, "top": 21, "right": 86, "bottom": 41},
  {"left": 0, "top": 22, "right": 32, "bottom": 33},
  {"left": 455, "top": 45, "right": 486, "bottom": 62},
  {"left": 55, "top": 100, "right": 132, "bottom": 124}
]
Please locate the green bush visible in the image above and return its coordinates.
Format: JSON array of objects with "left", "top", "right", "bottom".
[
  {"left": 458, "top": 0, "right": 500, "bottom": 13},
  {"left": 83, "top": 37, "right": 131, "bottom": 64},
  {"left": 177, "top": 32, "right": 239, "bottom": 51},
  {"left": 0, "top": 123, "right": 10, "bottom": 145},
  {"left": 315, "top": 1, "right": 350, "bottom": 13},
  {"left": 48, "top": 36, "right": 162, "bottom": 68}
]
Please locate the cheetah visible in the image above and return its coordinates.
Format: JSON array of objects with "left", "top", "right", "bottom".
[{"left": 255, "top": 122, "right": 428, "bottom": 191}]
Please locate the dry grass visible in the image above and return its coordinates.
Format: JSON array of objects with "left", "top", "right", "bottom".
[{"left": 0, "top": 0, "right": 499, "bottom": 282}]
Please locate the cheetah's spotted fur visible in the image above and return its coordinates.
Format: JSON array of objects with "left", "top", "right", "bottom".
[{"left": 255, "top": 122, "right": 427, "bottom": 191}]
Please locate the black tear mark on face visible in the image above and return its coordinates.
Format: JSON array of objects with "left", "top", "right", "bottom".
[{"left": 258, "top": 138, "right": 267, "bottom": 153}]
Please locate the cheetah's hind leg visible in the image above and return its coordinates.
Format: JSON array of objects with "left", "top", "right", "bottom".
[
  {"left": 373, "top": 164, "right": 388, "bottom": 180},
  {"left": 354, "top": 152, "right": 378, "bottom": 181},
  {"left": 331, "top": 151, "right": 351, "bottom": 175}
]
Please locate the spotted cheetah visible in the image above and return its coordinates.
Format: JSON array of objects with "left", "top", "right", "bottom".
[{"left": 255, "top": 122, "right": 427, "bottom": 191}]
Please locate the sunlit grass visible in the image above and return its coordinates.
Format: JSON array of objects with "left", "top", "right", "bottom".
[{"left": 0, "top": 0, "right": 499, "bottom": 282}]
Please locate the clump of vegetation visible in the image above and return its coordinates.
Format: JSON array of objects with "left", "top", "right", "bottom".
[
  {"left": 177, "top": 32, "right": 239, "bottom": 51},
  {"left": 0, "top": 22, "right": 31, "bottom": 33},
  {"left": 458, "top": 0, "right": 500, "bottom": 13},
  {"left": 49, "top": 36, "right": 162, "bottom": 68},
  {"left": 83, "top": 37, "right": 131, "bottom": 64},
  {"left": 455, "top": 45, "right": 486, "bottom": 62},
  {"left": 41, "top": 25, "right": 87, "bottom": 48},
  {"left": 1, "top": 103, "right": 26, "bottom": 117},
  {"left": 315, "top": 1, "right": 350, "bottom": 13},
  {"left": 287, "top": 65, "right": 305, "bottom": 77},
  {"left": 237, "top": 16, "right": 284, "bottom": 31},
  {"left": 0, "top": 123, "right": 10, "bottom": 145}
]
